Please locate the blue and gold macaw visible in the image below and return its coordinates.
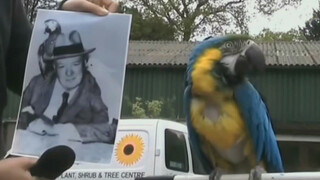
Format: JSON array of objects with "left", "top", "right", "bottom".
[{"left": 184, "top": 35, "right": 283, "bottom": 180}]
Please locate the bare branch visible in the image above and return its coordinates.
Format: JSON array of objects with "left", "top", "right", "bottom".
[
  {"left": 195, "top": 0, "right": 208, "bottom": 10},
  {"left": 192, "top": 0, "right": 244, "bottom": 30},
  {"left": 193, "top": 15, "right": 209, "bottom": 31},
  {"left": 168, "top": 0, "right": 184, "bottom": 18},
  {"left": 140, "top": 0, "right": 182, "bottom": 32},
  {"left": 181, "top": 0, "right": 189, "bottom": 17},
  {"left": 30, "top": 0, "right": 40, "bottom": 22},
  {"left": 140, "top": 0, "right": 161, "bottom": 17},
  {"left": 256, "top": 0, "right": 301, "bottom": 15},
  {"left": 214, "top": 0, "right": 244, "bottom": 14}
]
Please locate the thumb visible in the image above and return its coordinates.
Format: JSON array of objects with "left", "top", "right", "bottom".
[{"left": 16, "top": 157, "right": 38, "bottom": 170}]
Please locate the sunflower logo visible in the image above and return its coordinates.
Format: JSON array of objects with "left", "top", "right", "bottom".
[{"left": 115, "top": 134, "right": 145, "bottom": 166}]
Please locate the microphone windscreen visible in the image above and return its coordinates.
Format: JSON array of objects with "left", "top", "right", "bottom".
[{"left": 30, "top": 145, "right": 76, "bottom": 179}]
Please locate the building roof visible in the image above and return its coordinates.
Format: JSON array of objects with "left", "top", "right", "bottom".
[{"left": 127, "top": 40, "right": 320, "bottom": 67}]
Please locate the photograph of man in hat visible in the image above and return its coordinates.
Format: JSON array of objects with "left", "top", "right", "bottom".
[{"left": 16, "top": 19, "right": 117, "bottom": 145}]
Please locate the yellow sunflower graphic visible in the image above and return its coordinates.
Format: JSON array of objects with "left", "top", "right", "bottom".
[{"left": 115, "top": 134, "right": 145, "bottom": 166}]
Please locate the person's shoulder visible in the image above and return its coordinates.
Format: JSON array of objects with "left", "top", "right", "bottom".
[
  {"left": 28, "top": 73, "right": 54, "bottom": 86},
  {"left": 82, "top": 71, "right": 101, "bottom": 94},
  {"left": 28, "top": 74, "right": 44, "bottom": 84},
  {"left": 83, "top": 71, "right": 98, "bottom": 85}
]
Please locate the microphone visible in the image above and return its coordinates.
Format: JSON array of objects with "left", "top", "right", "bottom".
[{"left": 30, "top": 145, "right": 76, "bottom": 179}]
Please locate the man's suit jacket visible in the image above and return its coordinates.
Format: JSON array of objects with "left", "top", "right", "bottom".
[{"left": 18, "top": 71, "right": 116, "bottom": 143}]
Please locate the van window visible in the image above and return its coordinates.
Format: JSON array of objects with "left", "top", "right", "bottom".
[
  {"left": 165, "top": 129, "right": 189, "bottom": 172},
  {"left": 189, "top": 143, "right": 211, "bottom": 174}
]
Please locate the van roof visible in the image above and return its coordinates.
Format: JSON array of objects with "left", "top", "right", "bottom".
[
  {"left": 120, "top": 118, "right": 184, "bottom": 125},
  {"left": 119, "top": 118, "right": 187, "bottom": 132}
]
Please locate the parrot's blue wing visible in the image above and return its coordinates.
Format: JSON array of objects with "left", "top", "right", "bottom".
[
  {"left": 234, "top": 81, "right": 284, "bottom": 172},
  {"left": 184, "top": 85, "right": 213, "bottom": 173}
]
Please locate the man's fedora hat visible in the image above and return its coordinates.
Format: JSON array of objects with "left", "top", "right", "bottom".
[{"left": 42, "top": 30, "right": 96, "bottom": 61}]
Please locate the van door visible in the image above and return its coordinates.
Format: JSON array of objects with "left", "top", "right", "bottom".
[{"left": 109, "top": 120, "right": 158, "bottom": 179}]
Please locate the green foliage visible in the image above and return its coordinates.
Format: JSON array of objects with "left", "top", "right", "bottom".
[
  {"left": 120, "top": 5, "right": 176, "bottom": 40},
  {"left": 131, "top": 97, "right": 164, "bottom": 118},
  {"left": 159, "top": 97, "right": 176, "bottom": 119},
  {"left": 300, "top": 9, "right": 320, "bottom": 41},
  {"left": 124, "top": 97, "right": 176, "bottom": 119},
  {"left": 122, "top": 0, "right": 301, "bottom": 41},
  {"left": 146, "top": 100, "right": 163, "bottom": 118},
  {"left": 132, "top": 97, "right": 148, "bottom": 118},
  {"left": 254, "top": 28, "right": 306, "bottom": 42},
  {"left": 121, "top": 96, "right": 133, "bottom": 118},
  {"left": 24, "top": 0, "right": 58, "bottom": 23}
]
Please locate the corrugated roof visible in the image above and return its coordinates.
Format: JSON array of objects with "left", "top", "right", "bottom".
[
  {"left": 127, "top": 41, "right": 320, "bottom": 67},
  {"left": 127, "top": 41, "right": 196, "bottom": 66}
]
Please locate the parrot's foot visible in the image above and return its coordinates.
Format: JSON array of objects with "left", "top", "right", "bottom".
[
  {"left": 209, "top": 168, "right": 223, "bottom": 180},
  {"left": 248, "top": 166, "right": 266, "bottom": 180}
]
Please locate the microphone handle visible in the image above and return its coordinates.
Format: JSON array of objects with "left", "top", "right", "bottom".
[{"left": 33, "top": 177, "right": 51, "bottom": 180}]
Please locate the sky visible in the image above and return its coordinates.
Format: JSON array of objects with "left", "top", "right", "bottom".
[{"left": 247, "top": 0, "right": 319, "bottom": 35}]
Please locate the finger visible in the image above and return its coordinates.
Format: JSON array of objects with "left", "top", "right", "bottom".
[
  {"left": 63, "top": 0, "right": 108, "bottom": 16},
  {"left": 90, "top": 0, "right": 103, "bottom": 7},
  {"left": 24, "top": 172, "right": 35, "bottom": 180},
  {"left": 15, "top": 157, "right": 38, "bottom": 170},
  {"left": 102, "top": 0, "right": 119, "bottom": 13},
  {"left": 82, "top": 0, "right": 109, "bottom": 15}
]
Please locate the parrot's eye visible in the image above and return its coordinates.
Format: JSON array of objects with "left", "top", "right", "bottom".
[
  {"left": 246, "top": 40, "right": 252, "bottom": 45},
  {"left": 225, "top": 42, "right": 232, "bottom": 48}
]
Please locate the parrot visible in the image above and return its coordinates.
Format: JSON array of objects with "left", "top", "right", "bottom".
[
  {"left": 38, "top": 19, "right": 62, "bottom": 78},
  {"left": 184, "top": 34, "right": 283, "bottom": 180}
]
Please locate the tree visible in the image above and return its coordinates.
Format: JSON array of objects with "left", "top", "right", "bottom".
[
  {"left": 120, "top": 5, "right": 176, "bottom": 40},
  {"left": 123, "top": 0, "right": 301, "bottom": 41},
  {"left": 255, "top": 28, "right": 306, "bottom": 42},
  {"left": 300, "top": 9, "right": 320, "bottom": 41},
  {"left": 24, "top": 0, "right": 58, "bottom": 23}
]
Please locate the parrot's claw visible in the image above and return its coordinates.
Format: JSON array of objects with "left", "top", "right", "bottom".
[
  {"left": 209, "top": 168, "right": 222, "bottom": 180},
  {"left": 248, "top": 166, "right": 266, "bottom": 180}
]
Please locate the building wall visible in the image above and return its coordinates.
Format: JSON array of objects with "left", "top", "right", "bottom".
[
  {"left": 3, "top": 66, "right": 320, "bottom": 132},
  {"left": 2, "top": 90, "right": 20, "bottom": 120},
  {"left": 121, "top": 67, "right": 186, "bottom": 120},
  {"left": 123, "top": 67, "right": 320, "bottom": 119},
  {"left": 251, "top": 67, "right": 320, "bottom": 134},
  {"left": 3, "top": 66, "right": 320, "bottom": 171}
]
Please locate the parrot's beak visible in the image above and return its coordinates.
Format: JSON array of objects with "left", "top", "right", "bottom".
[
  {"left": 45, "top": 26, "right": 50, "bottom": 34},
  {"left": 235, "top": 43, "right": 266, "bottom": 76}
]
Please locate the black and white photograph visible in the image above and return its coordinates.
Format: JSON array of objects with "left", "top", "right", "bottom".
[{"left": 11, "top": 9, "right": 131, "bottom": 164}]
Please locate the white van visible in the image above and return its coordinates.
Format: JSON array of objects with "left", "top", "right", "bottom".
[{"left": 56, "top": 119, "right": 209, "bottom": 180}]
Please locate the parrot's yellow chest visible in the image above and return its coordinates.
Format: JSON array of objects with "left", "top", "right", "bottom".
[{"left": 191, "top": 97, "right": 247, "bottom": 150}]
